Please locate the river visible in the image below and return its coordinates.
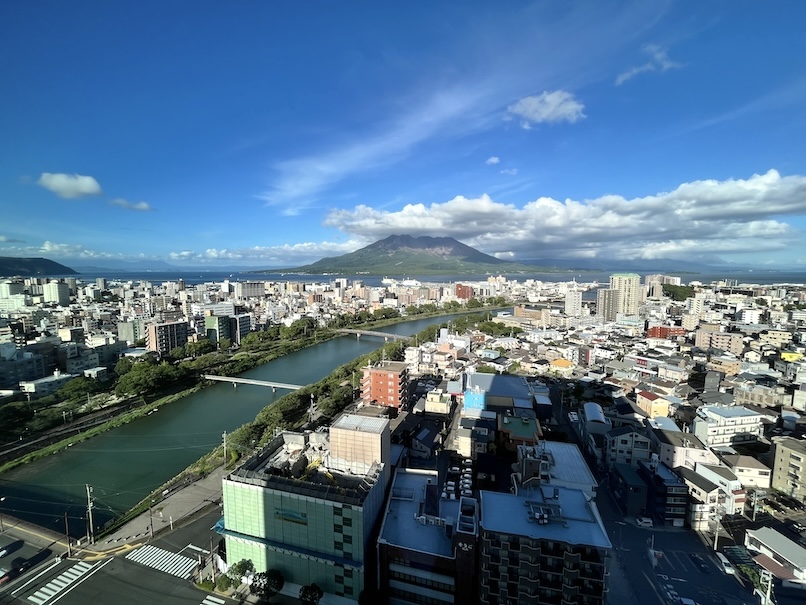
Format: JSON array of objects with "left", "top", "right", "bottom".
[{"left": 0, "top": 315, "right": 466, "bottom": 538}]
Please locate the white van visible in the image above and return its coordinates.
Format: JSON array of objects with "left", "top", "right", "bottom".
[
  {"left": 636, "top": 517, "right": 654, "bottom": 527},
  {"left": 715, "top": 552, "right": 735, "bottom": 575}
]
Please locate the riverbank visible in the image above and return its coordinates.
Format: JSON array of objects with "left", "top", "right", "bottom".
[
  {"left": 0, "top": 309, "right": 498, "bottom": 538},
  {"left": 0, "top": 306, "right": 495, "bottom": 475}
]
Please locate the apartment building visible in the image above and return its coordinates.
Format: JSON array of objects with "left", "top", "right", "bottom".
[
  {"left": 637, "top": 459, "right": 688, "bottom": 527},
  {"left": 692, "top": 405, "right": 764, "bottom": 447},
  {"left": 221, "top": 415, "right": 390, "bottom": 600},
  {"left": 145, "top": 320, "right": 189, "bottom": 356},
  {"left": 377, "top": 469, "right": 478, "bottom": 604},
  {"left": 609, "top": 273, "right": 641, "bottom": 317},
  {"left": 478, "top": 487, "right": 611, "bottom": 605},
  {"left": 361, "top": 360, "right": 409, "bottom": 408},
  {"left": 693, "top": 463, "right": 746, "bottom": 515},
  {"left": 675, "top": 466, "right": 720, "bottom": 531},
  {"left": 694, "top": 329, "right": 745, "bottom": 356},
  {"left": 604, "top": 426, "right": 652, "bottom": 469},
  {"left": 770, "top": 437, "right": 806, "bottom": 500}
]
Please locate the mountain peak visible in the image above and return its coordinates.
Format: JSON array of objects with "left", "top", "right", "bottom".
[{"left": 264, "top": 234, "right": 525, "bottom": 275}]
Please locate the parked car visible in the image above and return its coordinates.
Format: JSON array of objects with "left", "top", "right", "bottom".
[{"left": 636, "top": 517, "right": 654, "bottom": 528}]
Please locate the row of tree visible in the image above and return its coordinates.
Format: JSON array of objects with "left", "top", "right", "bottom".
[{"left": 219, "top": 558, "right": 324, "bottom": 603}]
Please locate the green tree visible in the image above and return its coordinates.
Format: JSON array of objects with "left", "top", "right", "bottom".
[
  {"left": 298, "top": 583, "right": 324, "bottom": 605},
  {"left": 466, "top": 298, "right": 483, "bottom": 308},
  {"left": 755, "top": 298, "right": 768, "bottom": 307},
  {"left": 169, "top": 345, "right": 186, "bottom": 360},
  {"left": 218, "top": 337, "right": 232, "bottom": 351},
  {"left": 227, "top": 558, "right": 255, "bottom": 586},
  {"left": 216, "top": 575, "right": 233, "bottom": 591},
  {"left": 250, "top": 569, "right": 285, "bottom": 603},
  {"left": 114, "top": 356, "right": 134, "bottom": 376},
  {"left": 661, "top": 284, "right": 694, "bottom": 301}
]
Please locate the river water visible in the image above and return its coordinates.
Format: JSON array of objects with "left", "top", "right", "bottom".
[{"left": 0, "top": 316, "right": 463, "bottom": 538}]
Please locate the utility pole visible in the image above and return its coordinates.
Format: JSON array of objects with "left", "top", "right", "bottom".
[
  {"left": 85, "top": 484, "right": 95, "bottom": 545},
  {"left": 64, "top": 512, "right": 72, "bottom": 557}
]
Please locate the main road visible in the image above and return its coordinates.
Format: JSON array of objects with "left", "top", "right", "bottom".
[{"left": 0, "top": 314, "right": 468, "bottom": 539}]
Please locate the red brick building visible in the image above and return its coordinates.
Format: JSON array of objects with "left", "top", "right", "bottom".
[
  {"left": 361, "top": 361, "right": 409, "bottom": 408},
  {"left": 646, "top": 325, "right": 687, "bottom": 339}
]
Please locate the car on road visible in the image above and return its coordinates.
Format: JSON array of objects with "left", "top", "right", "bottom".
[
  {"left": 688, "top": 552, "right": 711, "bottom": 574},
  {"left": 636, "top": 516, "right": 654, "bottom": 527}
]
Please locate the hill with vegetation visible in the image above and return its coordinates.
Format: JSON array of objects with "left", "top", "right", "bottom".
[{"left": 0, "top": 257, "right": 77, "bottom": 277}]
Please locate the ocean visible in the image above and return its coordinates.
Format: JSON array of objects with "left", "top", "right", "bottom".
[{"left": 69, "top": 269, "right": 806, "bottom": 287}]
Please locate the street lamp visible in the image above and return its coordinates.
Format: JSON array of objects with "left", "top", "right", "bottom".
[{"left": 0, "top": 496, "right": 5, "bottom": 532}]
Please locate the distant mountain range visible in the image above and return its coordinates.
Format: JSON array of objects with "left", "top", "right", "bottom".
[{"left": 0, "top": 257, "right": 77, "bottom": 278}]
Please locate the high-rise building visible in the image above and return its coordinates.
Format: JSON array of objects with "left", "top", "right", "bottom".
[
  {"left": 596, "top": 288, "right": 620, "bottom": 322},
  {"left": 221, "top": 414, "right": 390, "bottom": 601},
  {"left": 43, "top": 281, "right": 70, "bottom": 306},
  {"left": 609, "top": 273, "right": 641, "bottom": 316},
  {"left": 564, "top": 290, "right": 582, "bottom": 317}
]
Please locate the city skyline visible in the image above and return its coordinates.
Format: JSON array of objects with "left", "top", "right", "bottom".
[{"left": 2, "top": 2, "right": 806, "bottom": 269}]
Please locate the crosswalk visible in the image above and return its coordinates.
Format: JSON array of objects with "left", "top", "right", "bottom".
[
  {"left": 28, "top": 561, "right": 94, "bottom": 604},
  {"left": 125, "top": 544, "right": 198, "bottom": 579},
  {"left": 201, "top": 595, "right": 226, "bottom": 605}
]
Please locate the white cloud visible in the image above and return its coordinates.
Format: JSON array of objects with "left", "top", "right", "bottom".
[
  {"left": 110, "top": 198, "right": 153, "bottom": 211},
  {"left": 324, "top": 169, "right": 806, "bottom": 261},
  {"left": 486, "top": 156, "right": 501, "bottom": 165},
  {"left": 1, "top": 240, "right": 121, "bottom": 260},
  {"left": 168, "top": 240, "right": 365, "bottom": 266},
  {"left": 37, "top": 173, "right": 102, "bottom": 199},
  {"left": 616, "top": 44, "right": 682, "bottom": 86},
  {"left": 506, "top": 90, "right": 586, "bottom": 129},
  {"left": 0, "top": 235, "right": 26, "bottom": 243},
  {"left": 500, "top": 168, "right": 518, "bottom": 176}
]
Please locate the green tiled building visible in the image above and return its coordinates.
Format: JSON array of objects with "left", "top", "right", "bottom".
[{"left": 222, "top": 415, "right": 390, "bottom": 600}]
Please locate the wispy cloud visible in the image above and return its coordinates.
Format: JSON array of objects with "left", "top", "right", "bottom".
[
  {"left": 110, "top": 198, "right": 153, "bottom": 211},
  {"left": 0, "top": 235, "right": 26, "bottom": 243},
  {"left": 325, "top": 169, "right": 806, "bottom": 261},
  {"left": 506, "top": 90, "right": 586, "bottom": 129},
  {"left": 486, "top": 156, "right": 501, "bottom": 165},
  {"left": 616, "top": 44, "right": 681, "bottom": 85},
  {"left": 500, "top": 168, "right": 518, "bottom": 176},
  {"left": 259, "top": 86, "right": 491, "bottom": 215},
  {"left": 37, "top": 173, "right": 102, "bottom": 199}
]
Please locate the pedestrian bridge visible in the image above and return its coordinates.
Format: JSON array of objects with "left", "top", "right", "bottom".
[
  {"left": 202, "top": 375, "right": 304, "bottom": 391},
  {"left": 334, "top": 329, "right": 409, "bottom": 341}
]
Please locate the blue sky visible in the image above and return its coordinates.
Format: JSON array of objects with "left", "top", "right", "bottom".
[{"left": 2, "top": 1, "right": 806, "bottom": 269}]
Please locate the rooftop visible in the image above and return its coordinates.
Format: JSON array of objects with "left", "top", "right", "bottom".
[
  {"left": 480, "top": 487, "right": 611, "bottom": 549},
  {"left": 746, "top": 527, "right": 806, "bottom": 571},
  {"left": 378, "top": 469, "right": 463, "bottom": 558},
  {"left": 331, "top": 413, "right": 388, "bottom": 434},
  {"left": 226, "top": 429, "right": 383, "bottom": 507}
]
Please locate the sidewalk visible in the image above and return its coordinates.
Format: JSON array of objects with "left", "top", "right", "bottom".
[{"left": 85, "top": 465, "right": 228, "bottom": 555}]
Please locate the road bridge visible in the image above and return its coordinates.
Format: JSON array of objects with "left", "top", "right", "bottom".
[
  {"left": 202, "top": 375, "right": 304, "bottom": 392},
  {"left": 334, "top": 329, "right": 409, "bottom": 341}
]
